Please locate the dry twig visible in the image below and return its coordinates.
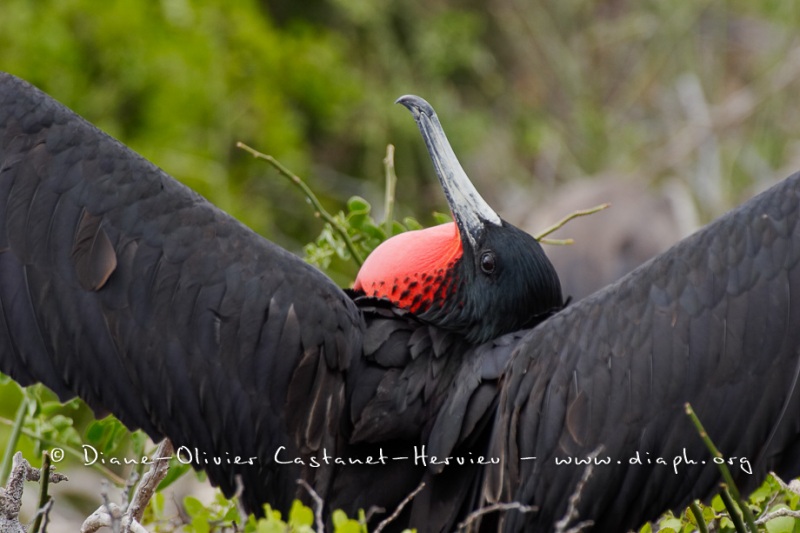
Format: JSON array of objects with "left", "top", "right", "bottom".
[
  {"left": 81, "top": 439, "right": 173, "bottom": 533},
  {"left": 552, "top": 446, "right": 602, "bottom": 533},
  {"left": 535, "top": 203, "right": 610, "bottom": 245},
  {"left": 755, "top": 506, "right": 800, "bottom": 524},
  {"left": 0, "top": 452, "right": 67, "bottom": 533},
  {"left": 456, "top": 501, "right": 537, "bottom": 532},
  {"left": 127, "top": 439, "right": 173, "bottom": 524},
  {"left": 373, "top": 481, "right": 426, "bottom": 533},
  {"left": 383, "top": 144, "right": 398, "bottom": 238},
  {"left": 770, "top": 471, "right": 800, "bottom": 496},
  {"left": 32, "top": 499, "right": 54, "bottom": 533},
  {"left": 237, "top": 141, "right": 364, "bottom": 265},
  {"left": 297, "top": 479, "right": 326, "bottom": 533}
]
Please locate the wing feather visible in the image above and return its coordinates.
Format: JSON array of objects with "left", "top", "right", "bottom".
[
  {"left": 489, "top": 171, "right": 800, "bottom": 532},
  {"left": 0, "top": 72, "right": 363, "bottom": 514}
]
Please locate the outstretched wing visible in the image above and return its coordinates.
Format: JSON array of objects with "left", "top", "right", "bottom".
[
  {"left": 9, "top": 71, "right": 800, "bottom": 533},
  {"left": 488, "top": 172, "right": 800, "bottom": 531},
  {"left": 0, "top": 72, "right": 363, "bottom": 513}
]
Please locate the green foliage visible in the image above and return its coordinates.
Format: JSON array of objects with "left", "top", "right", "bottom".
[
  {"left": 638, "top": 474, "right": 800, "bottom": 532},
  {"left": 302, "top": 194, "right": 444, "bottom": 277},
  {"left": 1, "top": 1, "right": 800, "bottom": 531},
  {"left": 150, "top": 494, "right": 375, "bottom": 533},
  {"left": 3, "top": 0, "right": 799, "bottom": 271},
  {"left": 24, "top": 6, "right": 800, "bottom": 194},
  {"left": 181, "top": 494, "right": 239, "bottom": 533},
  {"left": 0, "top": 0, "right": 362, "bottom": 244},
  {"left": 84, "top": 417, "right": 136, "bottom": 456},
  {"left": 244, "top": 502, "right": 317, "bottom": 533},
  {"left": 23, "top": 385, "right": 83, "bottom": 455},
  {"left": 331, "top": 508, "right": 366, "bottom": 533}
]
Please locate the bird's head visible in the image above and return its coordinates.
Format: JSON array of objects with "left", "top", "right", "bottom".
[{"left": 354, "top": 96, "right": 563, "bottom": 343}]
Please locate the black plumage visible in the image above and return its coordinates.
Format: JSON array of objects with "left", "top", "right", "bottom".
[
  {"left": 489, "top": 174, "right": 800, "bottom": 530},
  {"left": 0, "top": 72, "right": 363, "bottom": 513},
  {"left": 2, "top": 72, "right": 800, "bottom": 532}
]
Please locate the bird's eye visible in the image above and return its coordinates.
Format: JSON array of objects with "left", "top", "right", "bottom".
[{"left": 480, "top": 251, "right": 496, "bottom": 274}]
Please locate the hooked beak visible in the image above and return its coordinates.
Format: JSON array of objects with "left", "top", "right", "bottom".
[{"left": 396, "top": 95, "right": 502, "bottom": 249}]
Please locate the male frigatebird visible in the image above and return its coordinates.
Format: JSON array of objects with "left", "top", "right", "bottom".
[
  {"left": 1, "top": 72, "right": 800, "bottom": 532},
  {"left": 355, "top": 96, "right": 563, "bottom": 343}
]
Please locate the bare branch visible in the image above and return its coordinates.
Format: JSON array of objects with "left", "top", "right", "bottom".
[
  {"left": 81, "top": 502, "right": 150, "bottom": 533},
  {"left": 30, "top": 451, "right": 54, "bottom": 533},
  {"left": 456, "top": 501, "right": 537, "bottom": 532},
  {"left": 33, "top": 498, "right": 54, "bottom": 533},
  {"left": 0, "top": 453, "right": 30, "bottom": 529},
  {"left": 233, "top": 475, "right": 249, "bottom": 523},
  {"left": 81, "top": 481, "right": 122, "bottom": 533},
  {"left": 755, "top": 506, "right": 800, "bottom": 525},
  {"left": 81, "top": 439, "right": 172, "bottom": 533},
  {"left": 534, "top": 203, "right": 610, "bottom": 242},
  {"left": 374, "top": 481, "right": 426, "bottom": 533},
  {"left": 237, "top": 141, "right": 364, "bottom": 266},
  {"left": 383, "top": 144, "right": 398, "bottom": 238},
  {"left": 80, "top": 500, "right": 122, "bottom": 533},
  {"left": 0, "top": 452, "right": 68, "bottom": 533},
  {"left": 297, "top": 479, "right": 325, "bottom": 533},
  {"left": 770, "top": 471, "right": 800, "bottom": 496},
  {"left": 553, "top": 446, "right": 602, "bottom": 533},
  {"left": 538, "top": 237, "right": 574, "bottom": 246},
  {"left": 126, "top": 439, "right": 173, "bottom": 524}
]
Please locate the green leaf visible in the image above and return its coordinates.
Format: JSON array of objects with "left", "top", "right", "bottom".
[
  {"left": 156, "top": 457, "right": 192, "bottom": 491},
  {"left": 348, "top": 212, "right": 369, "bottom": 229},
  {"left": 183, "top": 496, "right": 207, "bottom": 518},
  {"left": 150, "top": 491, "right": 165, "bottom": 516},
  {"left": 40, "top": 400, "right": 68, "bottom": 416},
  {"left": 331, "top": 509, "right": 349, "bottom": 527},
  {"left": 223, "top": 504, "right": 241, "bottom": 522},
  {"left": 289, "top": 500, "right": 315, "bottom": 527},
  {"left": 360, "top": 222, "right": 386, "bottom": 240},
  {"left": 403, "top": 217, "right": 424, "bottom": 231},
  {"left": 347, "top": 196, "right": 371, "bottom": 213},
  {"left": 191, "top": 517, "right": 211, "bottom": 533},
  {"left": 49, "top": 414, "right": 73, "bottom": 431},
  {"left": 254, "top": 505, "right": 287, "bottom": 533},
  {"left": 130, "top": 430, "right": 147, "bottom": 459},
  {"left": 335, "top": 521, "right": 363, "bottom": 533},
  {"left": 263, "top": 505, "right": 283, "bottom": 522},
  {"left": 432, "top": 211, "right": 452, "bottom": 225},
  {"left": 331, "top": 509, "right": 363, "bottom": 533},
  {"left": 84, "top": 420, "right": 105, "bottom": 443},
  {"left": 766, "top": 515, "right": 795, "bottom": 533},
  {"left": 702, "top": 504, "right": 715, "bottom": 524},
  {"left": 82, "top": 416, "right": 130, "bottom": 453},
  {"left": 658, "top": 517, "right": 681, "bottom": 531},
  {"left": 257, "top": 520, "right": 285, "bottom": 533}
]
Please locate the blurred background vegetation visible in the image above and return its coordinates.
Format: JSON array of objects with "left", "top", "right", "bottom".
[
  {"left": 3, "top": 0, "right": 800, "bottom": 277},
  {"left": 3, "top": 0, "right": 800, "bottom": 529}
]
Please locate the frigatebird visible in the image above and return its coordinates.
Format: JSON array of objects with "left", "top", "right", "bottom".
[{"left": 1, "top": 71, "right": 800, "bottom": 532}]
